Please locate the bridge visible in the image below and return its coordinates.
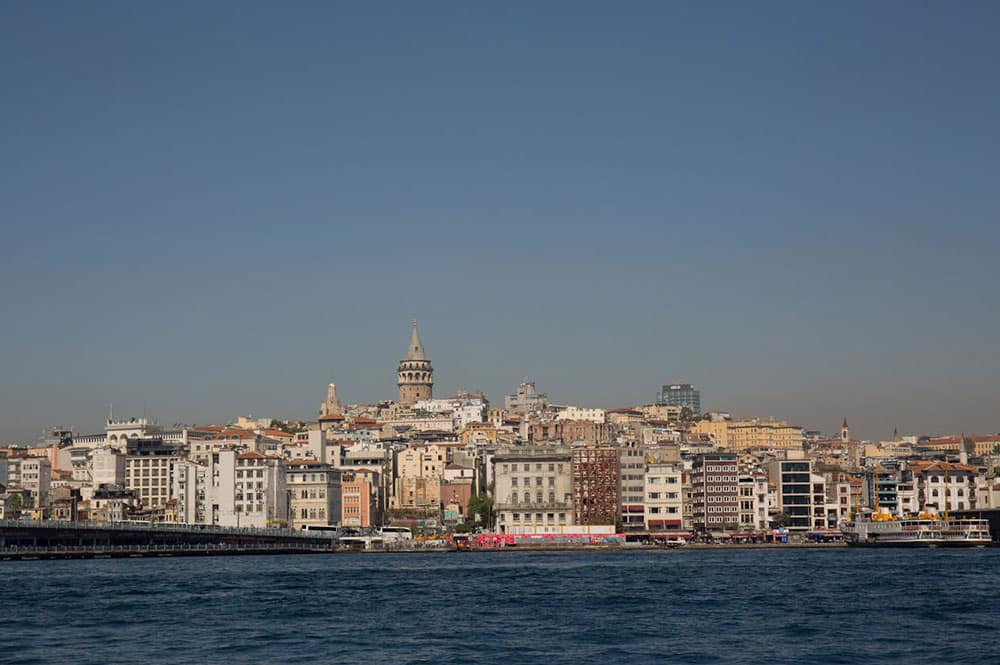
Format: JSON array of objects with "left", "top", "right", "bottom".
[{"left": 0, "top": 519, "right": 338, "bottom": 560}]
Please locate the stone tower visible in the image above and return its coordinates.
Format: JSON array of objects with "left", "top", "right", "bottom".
[
  {"left": 319, "top": 383, "right": 341, "bottom": 418},
  {"left": 841, "top": 418, "right": 850, "bottom": 443},
  {"left": 397, "top": 321, "right": 433, "bottom": 405}
]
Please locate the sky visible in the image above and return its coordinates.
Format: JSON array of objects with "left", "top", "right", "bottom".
[{"left": 2, "top": 2, "right": 999, "bottom": 443}]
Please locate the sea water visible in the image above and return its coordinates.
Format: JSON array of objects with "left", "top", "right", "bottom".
[{"left": 2, "top": 548, "right": 997, "bottom": 664}]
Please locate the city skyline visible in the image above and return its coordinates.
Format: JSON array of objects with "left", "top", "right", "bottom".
[
  {"left": 0, "top": 318, "right": 989, "bottom": 444},
  {"left": 3, "top": 3, "right": 1000, "bottom": 442}
]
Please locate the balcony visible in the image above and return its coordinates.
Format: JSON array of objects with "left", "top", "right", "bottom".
[{"left": 495, "top": 501, "right": 572, "bottom": 511}]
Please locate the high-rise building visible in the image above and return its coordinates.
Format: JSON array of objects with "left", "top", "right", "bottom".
[
  {"left": 397, "top": 321, "right": 433, "bottom": 405},
  {"left": 691, "top": 453, "right": 739, "bottom": 533},
  {"left": 768, "top": 452, "right": 827, "bottom": 532},
  {"left": 656, "top": 383, "right": 701, "bottom": 413},
  {"left": 124, "top": 438, "right": 185, "bottom": 510}
]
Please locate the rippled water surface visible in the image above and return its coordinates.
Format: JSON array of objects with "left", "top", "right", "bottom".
[{"left": 2, "top": 548, "right": 998, "bottom": 664}]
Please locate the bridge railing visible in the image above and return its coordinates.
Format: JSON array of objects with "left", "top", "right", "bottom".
[{"left": 0, "top": 519, "right": 331, "bottom": 540}]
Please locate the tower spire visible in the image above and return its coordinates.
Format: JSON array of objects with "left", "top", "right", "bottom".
[{"left": 405, "top": 320, "right": 426, "bottom": 361}]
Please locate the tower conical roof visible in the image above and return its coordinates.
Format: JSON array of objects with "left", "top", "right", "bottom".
[{"left": 405, "top": 320, "right": 427, "bottom": 361}]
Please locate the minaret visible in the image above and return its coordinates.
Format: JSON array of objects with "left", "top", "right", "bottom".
[
  {"left": 397, "top": 321, "right": 433, "bottom": 405},
  {"left": 841, "top": 418, "right": 850, "bottom": 443}
]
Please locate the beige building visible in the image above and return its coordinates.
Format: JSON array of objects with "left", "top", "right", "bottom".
[
  {"left": 125, "top": 440, "right": 186, "bottom": 510},
  {"left": 691, "top": 420, "right": 729, "bottom": 448},
  {"left": 636, "top": 404, "right": 683, "bottom": 421},
  {"left": 528, "top": 420, "right": 613, "bottom": 446},
  {"left": 493, "top": 446, "right": 574, "bottom": 534},
  {"left": 287, "top": 459, "right": 342, "bottom": 528},
  {"left": 693, "top": 419, "right": 803, "bottom": 451},
  {"left": 393, "top": 444, "right": 447, "bottom": 510}
]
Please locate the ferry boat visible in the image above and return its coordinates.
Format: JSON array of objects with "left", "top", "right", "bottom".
[{"left": 841, "top": 511, "right": 991, "bottom": 547}]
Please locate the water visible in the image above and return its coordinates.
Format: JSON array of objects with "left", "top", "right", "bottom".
[{"left": 2, "top": 548, "right": 998, "bottom": 664}]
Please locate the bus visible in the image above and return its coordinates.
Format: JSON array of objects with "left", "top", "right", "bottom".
[
  {"left": 378, "top": 526, "right": 413, "bottom": 544},
  {"left": 300, "top": 524, "right": 339, "bottom": 534}
]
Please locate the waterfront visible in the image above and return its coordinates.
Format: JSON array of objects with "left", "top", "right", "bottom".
[{"left": 3, "top": 549, "right": 998, "bottom": 664}]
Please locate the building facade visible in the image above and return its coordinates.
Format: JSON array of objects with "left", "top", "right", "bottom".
[
  {"left": 125, "top": 439, "right": 185, "bottom": 510},
  {"left": 287, "top": 460, "right": 342, "bottom": 528},
  {"left": 571, "top": 446, "right": 620, "bottom": 527},
  {"left": 493, "top": 447, "right": 574, "bottom": 534},
  {"left": 691, "top": 453, "right": 739, "bottom": 533},
  {"left": 656, "top": 383, "right": 701, "bottom": 413},
  {"left": 644, "top": 462, "right": 684, "bottom": 531}
]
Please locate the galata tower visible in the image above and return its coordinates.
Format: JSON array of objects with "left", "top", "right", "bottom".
[{"left": 397, "top": 321, "right": 433, "bottom": 405}]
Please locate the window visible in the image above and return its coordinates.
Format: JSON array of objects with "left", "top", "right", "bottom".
[
  {"left": 548, "top": 477, "right": 555, "bottom": 487},
  {"left": 512, "top": 478, "right": 518, "bottom": 487},
  {"left": 536, "top": 477, "right": 543, "bottom": 487}
]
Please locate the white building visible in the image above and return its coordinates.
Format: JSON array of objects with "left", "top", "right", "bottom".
[
  {"left": 20, "top": 457, "right": 52, "bottom": 508},
  {"left": 555, "top": 407, "right": 607, "bottom": 424},
  {"left": 644, "top": 462, "right": 684, "bottom": 531},
  {"left": 172, "top": 459, "right": 208, "bottom": 525},
  {"left": 504, "top": 381, "right": 549, "bottom": 414},
  {"left": 206, "top": 450, "right": 288, "bottom": 528},
  {"left": 92, "top": 448, "right": 125, "bottom": 490}
]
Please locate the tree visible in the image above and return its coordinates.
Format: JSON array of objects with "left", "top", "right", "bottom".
[
  {"left": 679, "top": 406, "right": 695, "bottom": 422},
  {"left": 772, "top": 512, "right": 792, "bottom": 528},
  {"left": 467, "top": 494, "right": 493, "bottom": 529}
]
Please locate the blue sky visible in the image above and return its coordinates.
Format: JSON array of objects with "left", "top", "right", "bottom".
[{"left": 2, "top": 2, "right": 999, "bottom": 442}]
